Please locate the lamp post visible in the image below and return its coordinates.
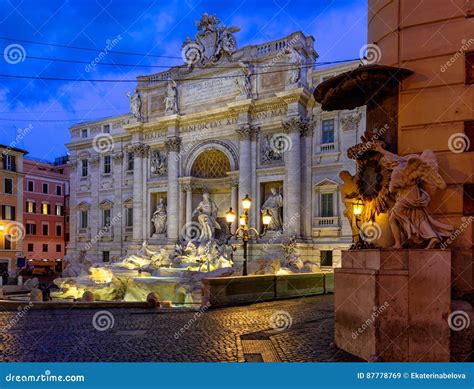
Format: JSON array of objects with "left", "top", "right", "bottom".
[
  {"left": 351, "top": 199, "right": 374, "bottom": 249},
  {"left": 225, "top": 195, "right": 272, "bottom": 276}
]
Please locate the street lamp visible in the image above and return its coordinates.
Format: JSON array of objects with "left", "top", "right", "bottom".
[
  {"left": 225, "top": 194, "right": 272, "bottom": 276},
  {"left": 350, "top": 199, "right": 373, "bottom": 249}
]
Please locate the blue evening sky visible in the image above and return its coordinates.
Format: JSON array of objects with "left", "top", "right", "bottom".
[{"left": 0, "top": 0, "right": 367, "bottom": 160}]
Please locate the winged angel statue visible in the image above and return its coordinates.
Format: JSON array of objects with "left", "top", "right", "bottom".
[{"left": 375, "top": 143, "right": 453, "bottom": 249}]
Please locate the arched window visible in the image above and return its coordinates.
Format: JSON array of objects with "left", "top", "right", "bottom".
[{"left": 191, "top": 150, "right": 230, "bottom": 178}]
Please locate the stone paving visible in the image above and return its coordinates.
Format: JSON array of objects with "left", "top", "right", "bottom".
[{"left": 0, "top": 295, "right": 361, "bottom": 362}]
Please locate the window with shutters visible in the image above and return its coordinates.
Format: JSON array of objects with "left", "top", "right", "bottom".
[
  {"left": 27, "top": 180, "right": 34, "bottom": 192},
  {"left": 56, "top": 224, "right": 62, "bottom": 237},
  {"left": 3, "top": 155, "right": 16, "bottom": 171},
  {"left": 26, "top": 223, "right": 36, "bottom": 235},
  {"left": 2, "top": 205, "right": 15, "bottom": 220},
  {"left": 27, "top": 243, "right": 34, "bottom": 252},
  {"left": 56, "top": 185, "right": 62, "bottom": 196},
  {"left": 27, "top": 201, "right": 35, "bottom": 213},
  {"left": 56, "top": 205, "right": 64, "bottom": 216},
  {"left": 42, "top": 203, "right": 50, "bottom": 215},
  {"left": 42, "top": 183, "right": 48, "bottom": 194},
  {"left": 42, "top": 223, "right": 49, "bottom": 236}
]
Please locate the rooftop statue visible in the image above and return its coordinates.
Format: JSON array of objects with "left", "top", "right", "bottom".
[{"left": 182, "top": 13, "right": 240, "bottom": 68}]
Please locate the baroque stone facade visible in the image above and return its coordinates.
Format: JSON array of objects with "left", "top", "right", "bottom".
[{"left": 67, "top": 16, "right": 365, "bottom": 268}]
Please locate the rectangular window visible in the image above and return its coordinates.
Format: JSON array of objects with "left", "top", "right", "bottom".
[
  {"left": 103, "top": 155, "right": 111, "bottom": 174},
  {"left": 56, "top": 224, "right": 62, "bottom": 237},
  {"left": 466, "top": 51, "right": 474, "bottom": 84},
  {"left": 127, "top": 152, "right": 134, "bottom": 171},
  {"left": 56, "top": 185, "right": 62, "bottom": 196},
  {"left": 103, "top": 209, "right": 111, "bottom": 227},
  {"left": 56, "top": 244, "right": 61, "bottom": 253},
  {"left": 126, "top": 207, "right": 133, "bottom": 227},
  {"left": 42, "top": 244, "right": 48, "bottom": 252},
  {"left": 81, "top": 160, "right": 88, "bottom": 177},
  {"left": 27, "top": 180, "right": 34, "bottom": 192},
  {"left": 27, "top": 243, "right": 34, "bottom": 252},
  {"left": 103, "top": 251, "right": 110, "bottom": 263},
  {"left": 4, "top": 236, "right": 12, "bottom": 250},
  {"left": 3, "top": 155, "right": 16, "bottom": 171},
  {"left": 80, "top": 210, "right": 88, "bottom": 229},
  {"left": 42, "top": 224, "right": 49, "bottom": 236},
  {"left": 26, "top": 223, "right": 36, "bottom": 235},
  {"left": 2, "top": 205, "right": 15, "bottom": 220},
  {"left": 56, "top": 205, "right": 64, "bottom": 216},
  {"left": 42, "top": 183, "right": 48, "bottom": 194},
  {"left": 321, "top": 119, "right": 335, "bottom": 144},
  {"left": 42, "top": 203, "right": 50, "bottom": 215},
  {"left": 103, "top": 124, "right": 110, "bottom": 133},
  {"left": 27, "top": 201, "right": 35, "bottom": 213},
  {"left": 4, "top": 178, "right": 13, "bottom": 194},
  {"left": 81, "top": 129, "right": 88, "bottom": 138},
  {"left": 321, "top": 193, "right": 334, "bottom": 217},
  {"left": 320, "top": 250, "right": 333, "bottom": 267}
]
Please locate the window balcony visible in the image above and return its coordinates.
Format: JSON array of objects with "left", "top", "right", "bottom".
[
  {"left": 99, "top": 225, "right": 114, "bottom": 241},
  {"left": 320, "top": 143, "right": 335, "bottom": 152},
  {"left": 313, "top": 216, "right": 340, "bottom": 227}
]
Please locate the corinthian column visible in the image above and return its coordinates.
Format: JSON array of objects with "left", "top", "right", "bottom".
[
  {"left": 165, "top": 136, "right": 181, "bottom": 241},
  {"left": 283, "top": 117, "right": 308, "bottom": 237},
  {"left": 236, "top": 125, "right": 258, "bottom": 215},
  {"left": 131, "top": 144, "right": 149, "bottom": 242}
]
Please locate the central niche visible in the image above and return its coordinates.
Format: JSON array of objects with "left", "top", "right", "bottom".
[{"left": 191, "top": 150, "right": 230, "bottom": 178}]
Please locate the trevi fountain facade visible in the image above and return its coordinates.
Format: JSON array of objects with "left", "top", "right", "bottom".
[{"left": 63, "top": 14, "right": 366, "bottom": 301}]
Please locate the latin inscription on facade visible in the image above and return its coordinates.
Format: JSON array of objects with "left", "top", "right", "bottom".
[{"left": 179, "top": 76, "right": 238, "bottom": 106}]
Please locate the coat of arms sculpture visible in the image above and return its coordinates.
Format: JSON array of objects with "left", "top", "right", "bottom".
[{"left": 181, "top": 13, "right": 240, "bottom": 68}]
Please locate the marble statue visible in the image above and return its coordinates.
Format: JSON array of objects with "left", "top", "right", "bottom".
[
  {"left": 164, "top": 80, "right": 178, "bottom": 114},
  {"left": 181, "top": 13, "right": 240, "bottom": 68},
  {"left": 261, "top": 187, "right": 283, "bottom": 231},
  {"left": 152, "top": 198, "right": 167, "bottom": 235},
  {"left": 192, "top": 191, "right": 221, "bottom": 241},
  {"left": 286, "top": 47, "right": 302, "bottom": 84},
  {"left": 261, "top": 134, "right": 284, "bottom": 164},
  {"left": 234, "top": 61, "right": 251, "bottom": 97},
  {"left": 150, "top": 150, "right": 167, "bottom": 176},
  {"left": 375, "top": 143, "right": 454, "bottom": 249},
  {"left": 126, "top": 91, "right": 142, "bottom": 120}
]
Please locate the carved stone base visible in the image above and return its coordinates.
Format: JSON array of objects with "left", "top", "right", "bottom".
[{"left": 335, "top": 249, "right": 451, "bottom": 362}]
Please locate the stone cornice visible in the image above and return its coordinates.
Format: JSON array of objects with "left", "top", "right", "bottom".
[{"left": 276, "top": 87, "right": 313, "bottom": 107}]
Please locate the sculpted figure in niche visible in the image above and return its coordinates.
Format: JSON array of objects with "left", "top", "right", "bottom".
[
  {"left": 150, "top": 150, "right": 167, "bottom": 176},
  {"left": 375, "top": 143, "right": 453, "bottom": 249},
  {"left": 285, "top": 47, "right": 302, "bottom": 84},
  {"left": 192, "top": 191, "right": 221, "bottom": 242},
  {"left": 164, "top": 80, "right": 178, "bottom": 114},
  {"left": 261, "top": 187, "right": 283, "bottom": 231},
  {"left": 152, "top": 198, "right": 167, "bottom": 235},
  {"left": 126, "top": 91, "right": 142, "bottom": 120}
]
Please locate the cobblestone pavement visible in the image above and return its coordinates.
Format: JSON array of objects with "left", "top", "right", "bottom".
[{"left": 0, "top": 295, "right": 361, "bottom": 362}]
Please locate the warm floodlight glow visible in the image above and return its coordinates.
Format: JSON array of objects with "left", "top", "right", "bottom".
[
  {"left": 353, "top": 200, "right": 364, "bottom": 216},
  {"left": 225, "top": 207, "right": 236, "bottom": 224},
  {"left": 242, "top": 195, "right": 252, "bottom": 211},
  {"left": 262, "top": 209, "right": 272, "bottom": 226}
]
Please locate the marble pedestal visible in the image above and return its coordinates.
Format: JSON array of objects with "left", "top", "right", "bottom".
[{"left": 335, "top": 249, "right": 451, "bottom": 362}]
